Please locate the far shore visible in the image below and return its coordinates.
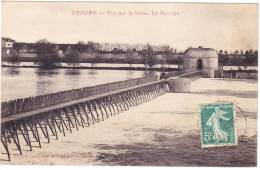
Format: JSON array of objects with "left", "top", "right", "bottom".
[
  {"left": 1, "top": 64, "right": 180, "bottom": 72},
  {"left": 1, "top": 63, "right": 258, "bottom": 73}
]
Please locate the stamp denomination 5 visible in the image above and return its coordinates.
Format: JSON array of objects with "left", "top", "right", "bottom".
[{"left": 200, "top": 103, "right": 237, "bottom": 147}]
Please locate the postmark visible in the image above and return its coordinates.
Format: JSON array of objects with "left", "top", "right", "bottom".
[{"left": 200, "top": 103, "right": 237, "bottom": 147}]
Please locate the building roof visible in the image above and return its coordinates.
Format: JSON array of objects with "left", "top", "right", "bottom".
[
  {"left": 2, "top": 37, "right": 16, "bottom": 42},
  {"left": 184, "top": 47, "right": 218, "bottom": 58}
]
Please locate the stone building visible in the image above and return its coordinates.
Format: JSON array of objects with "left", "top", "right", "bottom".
[{"left": 183, "top": 47, "right": 218, "bottom": 77}]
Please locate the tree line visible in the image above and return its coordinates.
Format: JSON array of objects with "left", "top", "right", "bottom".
[
  {"left": 218, "top": 49, "right": 258, "bottom": 66},
  {"left": 5, "top": 39, "right": 176, "bottom": 69},
  {"left": 3, "top": 39, "right": 258, "bottom": 69}
]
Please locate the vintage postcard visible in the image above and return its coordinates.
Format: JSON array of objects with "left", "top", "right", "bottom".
[{"left": 0, "top": 0, "right": 258, "bottom": 167}]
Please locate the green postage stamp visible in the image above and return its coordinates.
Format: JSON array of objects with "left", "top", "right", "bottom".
[{"left": 200, "top": 103, "right": 237, "bottom": 147}]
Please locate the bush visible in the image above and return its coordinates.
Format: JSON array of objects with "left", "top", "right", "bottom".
[
  {"left": 7, "top": 49, "right": 20, "bottom": 67},
  {"left": 64, "top": 47, "right": 80, "bottom": 67},
  {"left": 34, "top": 39, "right": 60, "bottom": 68}
]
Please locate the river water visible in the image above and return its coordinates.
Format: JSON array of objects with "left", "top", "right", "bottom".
[
  {"left": 1, "top": 67, "right": 158, "bottom": 102},
  {"left": 1, "top": 62, "right": 258, "bottom": 102}
]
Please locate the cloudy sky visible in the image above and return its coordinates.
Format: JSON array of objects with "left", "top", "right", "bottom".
[{"left": 2, "top": 2, "right": 258, "bottom": 51}]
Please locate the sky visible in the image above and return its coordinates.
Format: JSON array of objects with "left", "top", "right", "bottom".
[{"left": 2, "top": 2, "right": 258, "bottom": 51}]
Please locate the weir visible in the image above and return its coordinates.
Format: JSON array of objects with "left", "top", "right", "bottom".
[{"left": 0, "top": 71, "right": 201, "bottom": 161}]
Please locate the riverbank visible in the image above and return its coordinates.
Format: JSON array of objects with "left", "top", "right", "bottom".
[
  {"left": 2, "top": 62, "right": 258, "bottom": 72},
  {"left": 1, "top": 64, "right": 179, "bottom": 72},
  {"left": 1, "top": 78, "right": 257, "bottom": 166}
]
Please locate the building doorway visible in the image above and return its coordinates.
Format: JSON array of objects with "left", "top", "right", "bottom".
[{"left": 197, "top": 59, "right": 203, "bottom": 70}]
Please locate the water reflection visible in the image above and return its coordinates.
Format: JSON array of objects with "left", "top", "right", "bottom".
[
  {"left": 2, "top": 67, "right": 160, "bottom": 101},
  {"left": 91, "top": 63, "right": 97, "bottom": 67},
  {"left": 142, "top": 71, "right": 158, "bottom": 77},
  {"left": 54, "top": 63, "right": 62, "bottom": 67},
  {"left": 36, "top": 80, "right": 54, "bottom": 96},
  {"left": 4, "top": 67, "right": 20, "bottom": 76},
  {"left": 64, "top": 69, "right": 81, "bottom": 76},
  {"left": 88, "top": 69, "right": 97, "bottom": 75},
  {"left": 126, "top": 70, "right": 135, "bottom": 79},
  {"left": 35, "top": 68, "right": 60, "bottom": 77}
]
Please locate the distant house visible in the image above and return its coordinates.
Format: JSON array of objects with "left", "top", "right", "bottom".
[
  {"left": 53, "top": 45, "right": 64, "bottom": 56},
  {"left": 58, "top": 44, "right": 76, "bottom": 57},
  {"left": 58, "top": 49, "right": 64, "bottom": 55},
  {"left": 13, "top": 42, "right": 37, "bottom": 53},
  {"left": 1, "top": 37, "right": 16, "bottom": 55}
]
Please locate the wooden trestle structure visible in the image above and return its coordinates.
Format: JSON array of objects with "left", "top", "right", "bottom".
[{"left": 0, "top": 76, "right": 168, "bottom": 161}]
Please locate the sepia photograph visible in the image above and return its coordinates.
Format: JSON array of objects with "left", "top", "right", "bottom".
[{"left": 0, "top": 0, "right": 258, "bottom": 167}]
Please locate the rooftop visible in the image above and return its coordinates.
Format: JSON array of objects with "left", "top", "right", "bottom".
[{"left": 184, "top": 47, "right": 218, "bottom": 58}]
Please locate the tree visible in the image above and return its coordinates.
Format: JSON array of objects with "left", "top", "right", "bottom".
[
  {"left": 75, "top": 41, "right": 87, "bottom": 53},
  {"left": 161, "top": 45, "right": 171, "bottom": 69},
  {"left": 232, "top": 55, "right": 244, "bottom": 66},
  {"left": 219, "top": 54, "right": 230, "bottom": 66},
  {"left": 7, "top": 49, "right": 20, "bottom": 67},
  {"left": 64, "top": 46, "right": 72, "bottom": 56},
  {"left": 142, "top": 44, "right": 157, "bottom": 71},
  {"left": 244, "top": 50, "right": 250, "bottom": 65},
  {"left": 253, "top": 50, "right": 258, "bottom": 65},
  {"left": 245, "top": 50, "right": 258, "bottom": 66},
  {"left": 91, "top": 53, "right": 102, "bottom": 63},
  {"left": 64, "top": 46, "right": 80, "bottom": 68},
  {"left": 224, "top": 50, "right": 228, "bottom": 55},
  {"left": 34, "top": 39, "right": 60, "bottom": 68},
  {"left": 125, "top": 49, "right": 135, "bottom": 68},
  {"left": 85, "top": 41, "right": 101, "bottom": 53},
  {"left": 234, "top": 50, "right": 240, "bottom": 54},
  {"left": 175, "top": 56, "right": 183, "bottom": 69}
]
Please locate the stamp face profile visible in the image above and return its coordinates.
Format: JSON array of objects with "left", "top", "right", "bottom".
[{"left": 200, "top": 103, "right": 237, "bottom": 147}]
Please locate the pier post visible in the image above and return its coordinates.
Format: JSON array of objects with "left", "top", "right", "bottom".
[{"left": 168, "top": 78, "right": 191, "bottom": 93}]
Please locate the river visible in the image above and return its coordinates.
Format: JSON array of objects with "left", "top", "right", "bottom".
[
  {"left": 1, "top": 62, "right": 258, "bottom": 102},
  {"left": 1, "top": 67, "right": 159, "bottom": 102}
]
